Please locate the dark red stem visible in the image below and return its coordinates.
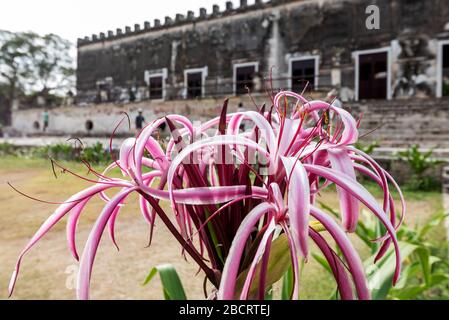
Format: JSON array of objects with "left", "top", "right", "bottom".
[{"left": 137, "top": 190, "right": 219, "bottom": 288}]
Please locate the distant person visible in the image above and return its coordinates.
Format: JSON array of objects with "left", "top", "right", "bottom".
[
  {"left": 135, "top": 109, "right": 145, "bottom": 131},
  {"left": 100, "top": 89, "right": 109, "bottom": 102},
  {"left": 129, "top": 87, "right": 136, "bottom": 102},
  {"left": 65, "top": 90, "right": 74, "bottom": 106},
  {"left": 42, "top": 109, "right": 49, "bottom": 132}
]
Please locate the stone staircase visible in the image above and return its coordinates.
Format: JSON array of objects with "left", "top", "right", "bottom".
[{"left": 346, "top": 98, "right": 449, "bottom": 148}]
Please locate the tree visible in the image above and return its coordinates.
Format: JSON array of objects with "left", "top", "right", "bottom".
[
  {"left": 33, "top": 34, "right": 75, "bottom": 97},
  {"left": 0, "top": 30, "right": 39, "bottom": 124},
  {"left": 0, "top": 30, "right": 74, "bottom": 125}
]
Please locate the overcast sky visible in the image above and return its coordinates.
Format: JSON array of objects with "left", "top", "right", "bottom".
[{"left": 0, "top": 0, "right": 249, "bottom": 44}]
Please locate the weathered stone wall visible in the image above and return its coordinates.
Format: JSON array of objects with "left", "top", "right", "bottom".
[
  {"left": 76, "top": 0, "right": 449, "bottom": 103},
  {"left": 11, "top": 96, "right": 265, "bottom": 136},
  {"left": 11, "top": 95, "right": 449, "bottom": 150}
]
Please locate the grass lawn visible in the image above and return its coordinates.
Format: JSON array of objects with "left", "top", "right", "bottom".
[{"left": 0, "top": 156, "right": 445, "bottom": 300}]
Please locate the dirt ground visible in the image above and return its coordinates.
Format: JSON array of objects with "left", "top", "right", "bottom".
[
  {"left": 0, "top": 158, "right": 207, "bottom": 300},
  {"left": 0, "top": 157, "right": 444, "bottom": 300}
]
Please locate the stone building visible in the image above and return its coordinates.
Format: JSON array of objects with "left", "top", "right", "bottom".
[
  {"left": 75, "top": 0, "right": 449, "bottom": 104},
  {"left": 10, "top": 0, "right": 449, "bottom": 149}
]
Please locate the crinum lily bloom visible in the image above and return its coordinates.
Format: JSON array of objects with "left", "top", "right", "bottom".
[{"left": 9, "top": 90, "right": 405, "bottom": 300}]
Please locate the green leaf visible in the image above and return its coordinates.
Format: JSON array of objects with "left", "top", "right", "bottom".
[
  {"left": 373, "top": 219, "right": 386, "bottom": 254},
  {"left": 328, "top": 287, "right": 339, "bottom": 300},
  {"left": 318, "top": 202, "right": 339, "bottom": 218},
  {"left": 393, "top": 261, "right": 420, "bottom": 289},
  {"left": 143, "top": 267, "right": 158, "bottom": 285},
  {"left": 394, "top": 273, "right": 449, "bottom": 299},
  {"left": 365, "top": 241, "right": 418, "bottom": 300},
  {"left": 312, "top": 253, "right": 332, "bottom": 274},
  {"left": 265, "top": 285, "right": 274, "bottom": 300},
  {"left": 204, "top": 209, "right": 225, "bottom": 264},
  {"left": 355, "top": 222, "right": 375, "bottom": 249},
  {"left": 418, "top": 213, "right": 449, "bottom": 238},
  {"left": 235, "top": 233, "right": 291, "bottom": 299},
  {"left": 430, "top": 274, "right": 449, "bottom": 286},
  {"left": 281, "top": 266, "right": 294, "bottom": 300},
  {"left": 143, "top": 264, "right": 187, "bottom": 300},
  {"left": 416, "top": 247, "right": 431, "bottom": 287},
  {"left": 393, "top": 285, "right": 427, "bottom": 300}
]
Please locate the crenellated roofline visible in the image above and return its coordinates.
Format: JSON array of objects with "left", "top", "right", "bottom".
[{"left": 76, "top": 0, "right": 303, "bottom": 47}]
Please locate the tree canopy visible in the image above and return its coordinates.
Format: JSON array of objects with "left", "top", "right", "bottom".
[{"left": 0, "top": 30, "right": 74, "bottom": 124}]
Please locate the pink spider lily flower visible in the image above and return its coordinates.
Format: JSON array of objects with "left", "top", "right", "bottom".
[{"left": 8, "top": 90, "right": 405, "bottom": 300}]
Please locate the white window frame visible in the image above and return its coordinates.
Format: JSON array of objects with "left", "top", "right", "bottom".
[
  {"left": 233, "top": 62, "right": 259, "bottom": 96},
  {"left": 437, "top": 39, "right": 449, "bottom": 98},
  {"left": 183, "top": 66, "right": 208, "bottom": 99},
  {"left": 144, "top": 68, "right": 167, "bottom": 101},
  {"left": 288, "top": 55, "right": 320, "bottom": 91},
  {"left": 353, "top": 47, "right": 392, "bottom": 101}
]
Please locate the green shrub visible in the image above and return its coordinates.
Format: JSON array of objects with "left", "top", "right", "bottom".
[
  {"left": 354, "top": 141, "right": 379, "bottom": 155},
  {"left": 9, "top": 141, "right": 113, "bottom": 164},
  {"left": 397, "top": 145, "right": 443, "bottom": 191},
  {"left": 32, "top": 143, "right": 80, "bottom": 161},
  {"left": 0, "top": 142, "right": 18, "bottom": 156},
  {"left": 81, "top": 142, "right": 111, "bottom": 164},
  {"left": 319, "top": 203, "right": 449, "bottom": 300}
]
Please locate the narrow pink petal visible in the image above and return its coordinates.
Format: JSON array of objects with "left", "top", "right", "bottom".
[
  {"left": 145, "top": 136, "right": 166, "bottom": 160},
  {"left": 281, "top": 223, "right": 301, "bottom": 300},
  {"left": 107, "top": 206, "right": 122, "bottom": 251},
  {"left": 310, "top": 206, "right": 370, "bottom": 300},
  {"left": 328, "top": 147, "right": 360, "bottom": 232},
  {"left": 268, "top": 182, "right": 285, "bottom": 212},
  {"left": 353, "top": 162, "right": 397, "bottom": 233},
  {"left": 307, "top": 100, "right": 359, "bottom": 145},
  {"left": 66, "top": 198, "right": 91, "bottom": 261},
  {"left": 107, "top": 188, "right": 134, "bottom": 251},
  {"left": 140, "top": 184, "right": 268, "bottom": 205},
  {"left": 134, "top": 116, "right": 193, "bottom": 185},
  {"left": 9, "top": 184, "right": 112, "bottom": 297},
  {"left": 166, "top": 135, "right": 270, "bottom": 209},
  {"left": 374, "top": 238, "right": 392, "bottom": 263},
  {"left": 273, "top": 91, "right": 309, "bottom": 118},
  {"left": 142, "top": 157, "right": 163, "bottom": 171},
  {"left": 352, "top": 148, "right": 406, "bottom": 229},
  {"left": 350, "top": 148, "right": 391, "bottom": 217},
  {"left": 139, "top": 194, "right": 153, "bottom": 225},
  {"left": 281, "top": 156, "right": 310, "bottom": 258},
  {"left": 217, "top": 202, "right": 276, "bottom": 300},
  {"left": 383, "top": 170, "right": 406, "bottom": 228},
  {"left": 227, "top": 111, "right": 277, "bottom": 154},
  {"left": 304, "top": 164, "right": 401, "bottom": 285},
  {"left": 119, "top": 138, "right": 136, "bottom": 175},
  {"left": 138, "top": 170, "right": 163, "bottom": 225},
  {"left": 77, "top": 187, "right": 137, "bottom": 300},
  {"left": 240, "top": 219, "right": 276, "bottom": 300},
  {"left": 277, "top": 118, "right": 302, "bottom": 156},
  {"left": 309, "top": 228, "right": 354, "bottom": 300}
]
